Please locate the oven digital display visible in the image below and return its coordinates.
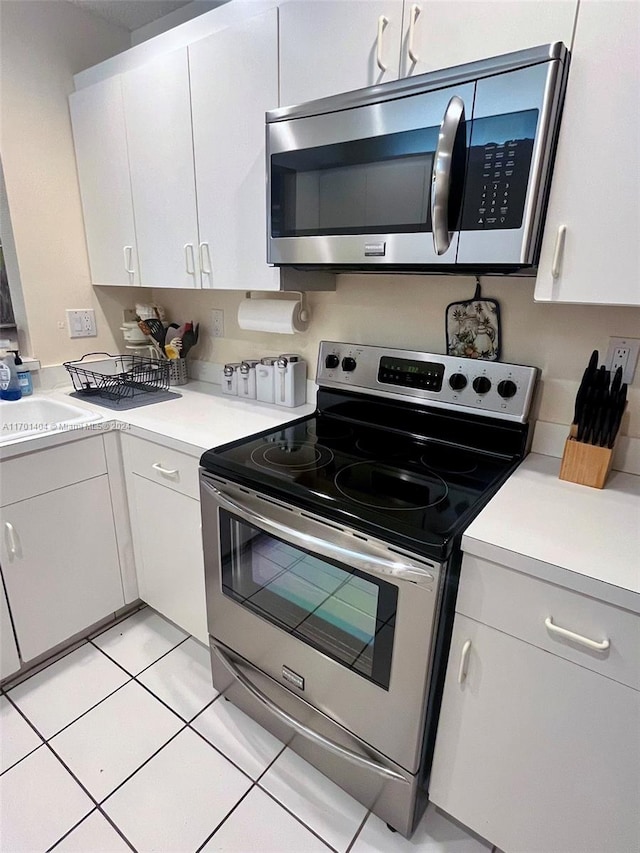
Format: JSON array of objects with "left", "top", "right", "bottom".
[{"left": 378, "top": 357, "right": 444, "bottom": 392}]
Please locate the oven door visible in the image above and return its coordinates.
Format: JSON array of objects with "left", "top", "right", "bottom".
[
  {"left": 200, "top": 474, "right": 444, "bottom": 773},
  {"left": 267, "top": 82, "right": 475, "bottom": 267}
]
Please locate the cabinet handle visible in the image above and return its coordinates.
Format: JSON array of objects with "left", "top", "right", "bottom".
[
  {"left": 551, "top": 224, "right": 567, "bottom": 279},
  {"left": 376, "top": 15, "right": 389, "bottom": 72},
  {"left": 123, "top": 246, "right": 135, "bottom": 276},
  {"left": 4, "top": 521, "right": 19, "bottom": 558},
  {"left": 152, "top": 462, "right": 179, "bottom": 477},
  {"left": 199, "top": 242, "right": 212, "bottom": 277},
  {"left": 458, "top": 639, "right": 472, "bottom": 684},
  {"left": 184, "top": 243, "right": 196, "bottom": 276},
  {"left": 544, "top": 616, "right": 610, "bottom": 652},
  {"left": 408, "top": 4, "right": 421, "bottom": 64}
]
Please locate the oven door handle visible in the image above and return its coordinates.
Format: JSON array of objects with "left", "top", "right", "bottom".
[
  {"left": 211, "top": 639, "right": 408, "bottom": 783},
  {"left": 205, "top": 482, "right": 435, "bottom": 585}
]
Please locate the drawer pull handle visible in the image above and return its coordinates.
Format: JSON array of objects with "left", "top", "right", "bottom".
[
  {"left": 551, "top": 224, "right": 566, "bottom": 279},
  {"left": 458, "top": 639, "right": 472, "bottom": 684},
  {"left": 152, "top": 462, "right": 179, "bottom": 477},
  {"left": 4, "top": 521, "right": 19, "bottom": 558},
  {"left": 544, "top": 616, "right": 610, "bottom": 651}
]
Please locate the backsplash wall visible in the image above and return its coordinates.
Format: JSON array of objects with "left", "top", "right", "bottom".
[{"left": 151, "top": 276, "right": 640, "bottom": 438}]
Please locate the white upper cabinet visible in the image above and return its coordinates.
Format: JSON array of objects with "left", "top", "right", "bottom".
[
  {"left": 279, "top": 0, "right": 404, "bottom": 106},
  {"left": 69, "top": 76, "right": 139, "bottom": 286},
  {"left": 189, "top": 7, "right": 280, "bottom": 291},
  {"left": 400, "top": 0, "right": 578, "bottom": 77},
  {"left": 534, "top": 0, "right": 640, "bottom": 305},
  {"left": 121, "top": 48, "right": 201, "bottom": 289}
]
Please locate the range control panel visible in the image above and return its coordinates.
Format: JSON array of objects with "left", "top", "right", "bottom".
[{"left": 317, "top": 342, "right": 539, "bottom": 423}]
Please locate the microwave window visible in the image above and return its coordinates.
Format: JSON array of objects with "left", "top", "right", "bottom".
[
  {"left": 220, "top": 514, "right": 397, "bottom": 689},
  {"left": 270, "top": 127, "right": 440, "bottom": 237}
]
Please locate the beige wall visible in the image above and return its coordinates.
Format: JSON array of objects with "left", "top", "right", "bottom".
[
  {"left": 0, "top": 0, "right": 142, "bottom": 366},
  {"left": 152, "top": 277, "right": 640, "bottom": 437}
]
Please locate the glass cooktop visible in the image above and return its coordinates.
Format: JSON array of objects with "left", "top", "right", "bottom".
[{"left": 201, "top": 411, "right": 518, "bottom": 560}]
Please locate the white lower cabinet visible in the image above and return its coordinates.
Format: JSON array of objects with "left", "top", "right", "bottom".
[
  {"left": 0, "top": 581, "right": 20, "bottom": 680},
  {"left": 0, "top": 475, "right": 125, "bottom": 663},
  {"left": 430, "top": 605, "right": 640, "bottom": 852},
  {"left": 122, "top": 436, "right": 207, "bottom": 645}
]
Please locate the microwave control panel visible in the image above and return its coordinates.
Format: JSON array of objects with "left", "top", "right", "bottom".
[
  {"left": 461, "top": 110, "right": 537, "bottom": 231},
  {"left": 317, "top": 342, "right": 539, "bottom": 423}
]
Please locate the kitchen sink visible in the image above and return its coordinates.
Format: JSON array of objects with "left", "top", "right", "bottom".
[{"left": 0, "top": 396, "right": 103, "bottom": 443}]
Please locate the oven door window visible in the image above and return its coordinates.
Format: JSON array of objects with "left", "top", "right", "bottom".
[
  {"left": 270, "top": 123, "right": 466, "bottom": 238},
  {"left": 219, "top": 512, "right": 397, "bottom": 690}
]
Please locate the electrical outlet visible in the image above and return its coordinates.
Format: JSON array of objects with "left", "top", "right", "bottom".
[
  {"left": 66, "top": 309, "right": 97, "bottom": 338},
  {"left": 123, "top": 308, "right": 137, "bottom": 323},
  {"left": 212, "top": 309, "right": 224, "bottom": 338},
  {"left": 605, "top": 337, "right": 640, "bottom": 384}
]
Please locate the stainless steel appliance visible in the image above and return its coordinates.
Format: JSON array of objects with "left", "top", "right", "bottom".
[
  {"left": 199, "top": 342, "right": 538, "bottom": 836},
  {"left": 266, "top": 44, "right": 568, "bottom": 273}
]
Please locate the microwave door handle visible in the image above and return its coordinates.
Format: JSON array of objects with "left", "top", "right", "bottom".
[
  {"left": 211, "top": 640, "right": 407, "bottom": 783},
  {"left": 431, "top": 95, "right": 465, "bottom": 256},
  {"left": 203, "top": 481, "right": 435, "bottom": 585}
]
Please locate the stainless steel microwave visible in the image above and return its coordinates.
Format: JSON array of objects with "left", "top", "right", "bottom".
[{"left": 266, "top": 43, "right": 569, "bottom": 273}]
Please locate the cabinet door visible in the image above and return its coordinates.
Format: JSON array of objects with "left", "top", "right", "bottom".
[
  {"left": 69, "top": 77, "right": 139, "bottom": 286},
  {"left": 190, "top": 7, "right": 279, "bottom": 291},
  {"left": 0, "top": 578, "right": 20, "bottom": 679},
  {"left": 534, "top": 1, "right": 640, "bottom": 305},
  {"left": 279, "top": 0, "right": 404, "bottom": 105},
  {"left": 128, "top": 474, "right": 207, "bottom": 645},
  {"left": 122, "top": 48, "right": 201, "bottom": 289},
  {"left": 430, "top": 615, "right": 640, "bottom": 853},
  {"left": 0, "top": 477, "right": 125, "bottom": 662},
  {"left": 400, "top": 0, "right": 577, "bottom": 77}
]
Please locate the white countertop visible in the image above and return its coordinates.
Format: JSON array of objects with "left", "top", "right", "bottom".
[
  {"left": 463, "top": 453, "right": 640, "bottom": 613},
  {"left": 0, "top": 382, "right": 316, "bottom": 460}
]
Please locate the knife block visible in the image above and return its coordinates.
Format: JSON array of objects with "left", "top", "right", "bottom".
[{"left": 559, "top": 435, "right": 615, "bottom": 489}]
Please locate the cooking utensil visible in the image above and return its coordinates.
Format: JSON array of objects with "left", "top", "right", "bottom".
[
  {"left": 145, "top": 318, "right": 166, "bottom": 346},
  {"left": 165, "top": 338, "right": 183, "bottom": 360}
]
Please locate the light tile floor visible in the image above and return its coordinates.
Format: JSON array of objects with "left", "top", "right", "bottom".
[{"left": 0, "top": 608, "right": 493, "bottom": 853}]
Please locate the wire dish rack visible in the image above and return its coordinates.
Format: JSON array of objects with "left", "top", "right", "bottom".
[{"left": 64, "top": 353, "right": 170, "bottom": 403}]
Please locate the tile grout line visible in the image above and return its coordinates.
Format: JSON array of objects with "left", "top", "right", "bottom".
[
  {"left": 344, "top": 809, "right": 372, "bottom": 853},
  {"left": 2, "top": 696, "right": 139, "bottom": 853}
]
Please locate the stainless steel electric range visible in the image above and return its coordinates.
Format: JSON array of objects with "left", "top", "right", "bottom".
[{"left": 199, "top": 341, "right": 538, "bottom": 837}]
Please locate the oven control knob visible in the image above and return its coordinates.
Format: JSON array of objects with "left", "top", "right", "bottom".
[
  {"left": 325, "top": 354, "right": 340, "bottom": 369},
  {"left": 497, "top": 379, "right": 518, "bottom": 399},
  {"left": 472, "top": 376, "right": 492, "bottom": 395},
  {"left": 341, "top": 357, "right": 357, "bottom": 372},
  {"left": 449, "top": 373, "right": 467, "bottom": 391}
]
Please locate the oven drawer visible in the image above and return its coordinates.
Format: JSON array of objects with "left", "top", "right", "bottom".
[
  {"left": 457, "top": 554, "right": 640, "bottom": 690},
  {"left": 210, "top": 637, "right": 421, "bottom": 837},
  {"left": 121, "top": 434, "right": 200, "bottom": 500}
]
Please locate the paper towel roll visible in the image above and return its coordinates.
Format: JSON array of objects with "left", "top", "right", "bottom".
[{"left": 237, "top": 299, "right": 308, "bottom": 334}]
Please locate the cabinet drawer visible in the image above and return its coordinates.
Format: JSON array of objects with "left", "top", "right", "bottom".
[
  {"left": 122, "top": 434, "right": 200, "bottom": 500},
  {"left": 457, "top": 554, "right": 640, "bottom": 690},
  {"left": 1, "top": 436, "right": 107, "bottom": 506}
]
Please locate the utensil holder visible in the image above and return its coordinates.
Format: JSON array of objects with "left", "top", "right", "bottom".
[
  {"left": 168, "top": 358, "right": 188, "bottom": 386},
  {"left": 559, "top": 437, "right": 615, "bottom": 489}
]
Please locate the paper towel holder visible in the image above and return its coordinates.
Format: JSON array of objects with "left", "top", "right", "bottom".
[{"left": 244, "top": 291, "right": 310, "bottom": 324}]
